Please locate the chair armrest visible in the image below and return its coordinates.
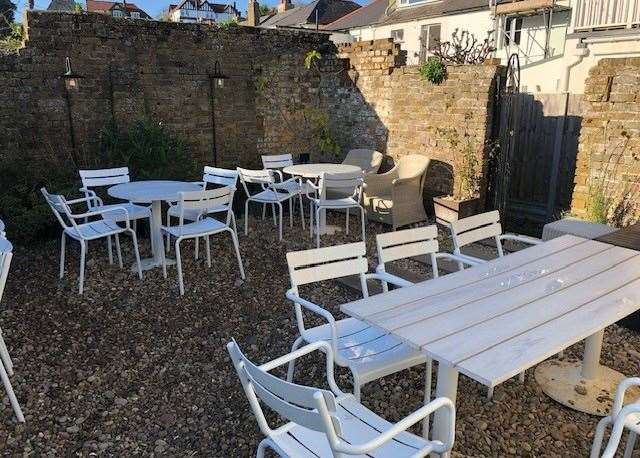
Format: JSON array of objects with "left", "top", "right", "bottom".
[
  {"left": 258, "top": 340, "right": 345, "bottom": 397},
  {"left": 67, "top": 195, "right": 100, "bottom": 206},
  {"left": 304, "top": 180, "right": 320, "bottom": 201},
  {"left": 592, "top": 402, "right": 640, "bottom": 458},
  {"left": 331, "top": 397, "right": 455, "bottom": 456},
  {"left": 69, "top": 206, "right": 131, "bottom": 229},
  {"left": 79, "top": 188, "right": 104, "bottom": 208},
  {"left": 435, "top": 252, "right": 485, "bottom": 267},
  {"left": 369, "top": 269, "right": 414, "bottom": 288},
  {"left": 285, "top": 288, "right": 338, "bottom": 341},
  {"left": 364, "top": 172, "right": 394, "bottom": 195},
  {"left": 499, "top": 234, "right": 542, "bottom": 246},
  {"left": 272, "top": 169, "right": 284, "bottom": 182},
  {"left": 612, "top": 377, "right": 640, "bottom": 416}
]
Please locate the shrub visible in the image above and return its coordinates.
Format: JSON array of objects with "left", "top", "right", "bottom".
[
  {"left": 419, "top": 57, "right": 447, "bottom": 84},
  {"left": 0, "top": 120, "right": 198, "bottom": 244}
]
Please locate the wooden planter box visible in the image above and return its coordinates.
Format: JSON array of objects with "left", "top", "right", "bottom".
[{"left": 433, "top": 196, "right": 480, "bottom": 225}]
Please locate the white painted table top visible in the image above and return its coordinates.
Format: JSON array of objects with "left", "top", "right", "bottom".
[
  {"left": 108, "top": 180, "right": 202, "bottom": 204},
  {"left": 341, "top": 235, "right": 640, "bottom": 388},
  {"left": 283, "top": 163, "right": 362, "bottom": 178}
]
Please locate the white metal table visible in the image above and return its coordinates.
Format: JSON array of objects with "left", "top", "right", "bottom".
[
  {"left": 341, "top": 235, "right": 640, "bottom": 455},
  {"left": 108, "top": 180, "right": 202, "bottom": 271},
  {"left": 283, "top": 163, "right": 362, "bottom": 234}
]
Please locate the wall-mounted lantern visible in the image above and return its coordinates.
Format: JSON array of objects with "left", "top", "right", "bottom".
[
  {"left": 211, "top": 60, "right": 228, "bottom": 89},
  {"left": 63, "top": 57, "right": 84, "bottom": 91}
]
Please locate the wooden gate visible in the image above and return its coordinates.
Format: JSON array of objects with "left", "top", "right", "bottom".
[{"left": 491, "top": 92, "right": 584, "bottom": 230}]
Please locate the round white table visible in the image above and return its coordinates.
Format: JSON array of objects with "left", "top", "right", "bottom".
[
  {"left": 283, "top": 163, "right": 362, "bottom": 235},
  {"left": 109, "top": 180, "right": 202, "bottom": 271}
]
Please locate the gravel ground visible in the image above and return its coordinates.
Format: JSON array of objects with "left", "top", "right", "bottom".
[{"left": 0, "top": 212, "right": 639, "bottom": 456}]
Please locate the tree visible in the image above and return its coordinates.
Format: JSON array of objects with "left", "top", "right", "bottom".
[
  {"left": 74, "top": 2, "right": 83, "bottom": 12},
  {"left": 0, "top": 0, "right": 16, "bottom": 38},
  {"left": 259, "top": 4, "right": 275, "bottom": 16}
]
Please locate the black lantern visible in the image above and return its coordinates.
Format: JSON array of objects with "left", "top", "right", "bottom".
[
  {"left": 63, "top": 57, "right": 83, "bottom": 91},
  {"left": 211, "top": 60, "right": 228, "bottom": 89}
]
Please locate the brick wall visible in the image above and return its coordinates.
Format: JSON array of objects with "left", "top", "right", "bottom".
[
  {"left": 570, "top": 57, "right": 640, "bottom": 225},
  {"left": 1, "top": 13, "right": 503, "bottom": 204}
]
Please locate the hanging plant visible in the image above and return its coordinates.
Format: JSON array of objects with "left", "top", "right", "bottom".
[{"left": 419, "top": 57, "right": 447, "bottom": 84}]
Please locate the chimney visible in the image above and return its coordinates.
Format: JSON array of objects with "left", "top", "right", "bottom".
[
  {"left": 278, "top": 0, "right": 292, "bottom": 13},
  {"left": 247, "top": 0, "right": 260, "bottom": 26}
]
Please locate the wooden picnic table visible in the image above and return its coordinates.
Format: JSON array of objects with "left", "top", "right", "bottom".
[{"left": 340, "top": 235, "right": 640, "bottom": 456}]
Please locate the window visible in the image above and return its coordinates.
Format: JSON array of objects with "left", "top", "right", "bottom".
[
  {"left": 131, "top": 11, "right": 140, "bottom": 18},
  {"left": 112, "top": 9, "right": 124, "bottom": 17},
  {"left": 504, "top": 17, "right": 523, "bottom": 46},
  {"left": 391, "top": 29, "right": 404, "bottom": 43},
  {"left": 419, "top": 23, "right": 441, "bottom": 63},
  {"left": 399, "top": 0, "right": 435, "bottom": 6}
]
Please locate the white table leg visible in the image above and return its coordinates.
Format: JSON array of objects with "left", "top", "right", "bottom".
[
  {"left": 535, "top": 328, "right": 640, "bottom": 416},
  {"left": 135, "top": 200, "right": 175, "bottom": 271},
  {"left": 431, "top": 362, "right": 458, "bottom": 458}
]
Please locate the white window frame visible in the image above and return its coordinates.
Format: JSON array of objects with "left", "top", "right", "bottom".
[
  {"left": 398, "top": 0, "right": 440, "bottom": 8},
  {"left": 131, "top": 11, "right": 140, "bottom": 19},
  {"left": 391, "top": 28, "right": 404, "bottom": 43},
  {"left": 112, "top": 9, "right": 124, "bottom": 17}
]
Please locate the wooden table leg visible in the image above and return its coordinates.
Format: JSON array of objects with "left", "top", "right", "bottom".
[
  {"left": 535, "top": 329, "right": 640, "bottom": 416},
  {"left": 431, "top": 362, "right": 458, "bottom": 458}
]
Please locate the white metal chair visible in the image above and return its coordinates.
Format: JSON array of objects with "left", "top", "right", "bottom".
[
  {"left": 161, "top": 187, "right": 245, "bottom": 296},
  {"left": 166, "top": 167, "right": 239, "bottom": 256},
  {"left": 285, "top": 241, "right": 427, "bottom": 401},
  {"left": 228, "top": 339, "right": 456, "bottom": 458},
  {"left": 237, "top": 167, "right": 304, "bottom": 241},
  {"left": 261, "top": 154, "right": 308, "bottom": 225},
  {"left": 0, "top": 219, "right": 5, "bottom": 237},
  {"left": 79, "top": 167, "right": 150, "bottom": 264},
  {"left": 41, "top": 188, "right": 143, "bottom": 294},
  {"left": 306, "top": 170, "right": 366, "bottom": 248},
  {"left": 375, "top": 225, "right": 482, "bottom": 293},
  {"left": 592, "top": 378, "right": 640, "bottom": 458},
  {"left": 449, "top": 210, "right": 542, "bottom": 269},
  {"left": 0, "top": 237, "right": 24, "bottom": 423}
]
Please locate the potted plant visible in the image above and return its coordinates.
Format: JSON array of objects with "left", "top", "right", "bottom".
[{"left": 433, "top": 126, "right": 482, "bottom": 225}]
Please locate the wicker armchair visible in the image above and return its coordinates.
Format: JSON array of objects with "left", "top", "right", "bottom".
[
  {"left": 363, "top": 154, "right": 430, "bottom": 230},
  {"left": 342, "top": 149, "right": 383, "bottom": 175}
]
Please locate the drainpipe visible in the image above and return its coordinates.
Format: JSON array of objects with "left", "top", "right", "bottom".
[{"left": 563, "top": 41, "right": 589, "bottom": 93}]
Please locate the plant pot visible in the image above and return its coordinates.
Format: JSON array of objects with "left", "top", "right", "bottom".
[
  {"left": 433, "top": 196, "right": 480, "bottom": 225},
  {"left": 297, "top": 153, "right": 310, "bottom": 164}
]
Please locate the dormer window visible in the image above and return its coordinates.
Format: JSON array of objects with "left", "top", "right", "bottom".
[
  {"left": 131, "top": 11, "right": 140, "bottom": 18},
  {"left": 112, "top": 9, "right": 124, "bottom": 17},
  {"left": 398, "top": 0, "right": 439, "bottom": 7}
]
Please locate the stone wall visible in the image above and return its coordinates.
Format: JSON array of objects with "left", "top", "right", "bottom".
[
  {"left": 570, "top": 57, "right": 640, "bottom": 224},
  {"left": 1, "top": 13, "right": 503, "bottom": 206}
]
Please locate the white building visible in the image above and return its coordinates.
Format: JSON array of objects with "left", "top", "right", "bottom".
[
  {"left": 325, "top": 0, "right": 640, "bottom": 93},
  {"left": 168, "top": 0, "right": 240, "bottom": 23}
]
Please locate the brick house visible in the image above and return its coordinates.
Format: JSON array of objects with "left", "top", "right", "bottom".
[{"left": 86, "top": 1, "right": 151, "bottom": 19}]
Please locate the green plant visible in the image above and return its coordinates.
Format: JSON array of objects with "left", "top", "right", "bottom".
[
  {"left": 74, "top": 2, "right": 83, "bottom": 12},
  {"left": 304, "top": 50, "right": 321, "bottom": 70},
  {"left": 431, "top": 29, "right": 496, "bottom": 64},
  {"left": 0, "top": 21, "right": 22, "bottom": 55},
  {"left": 98, "top": 120, "right": 197, "bottom": 181},
  {"left": 217, "top": 16, "right": 239, "bottom": 30},
  {"left": 419, "top": 57, "right": 447, "bottom": 84}
]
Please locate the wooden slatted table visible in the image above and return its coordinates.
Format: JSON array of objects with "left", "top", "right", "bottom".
[{"left": 340, "top": 235, "right": 640, "bottom": 456}]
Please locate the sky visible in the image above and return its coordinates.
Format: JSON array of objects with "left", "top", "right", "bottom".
[{"left": 14, "top": 0, "right": 326, "bottom": 20}]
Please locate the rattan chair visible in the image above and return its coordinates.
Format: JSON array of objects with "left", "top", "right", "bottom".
[
  {"left": 363, "top": 154, "right": 430, "bottom": 230},
  {"left": 342, "top": 149, "right": 383, "bottom": 175}
]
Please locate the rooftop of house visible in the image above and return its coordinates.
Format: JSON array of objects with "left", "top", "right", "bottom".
[
  {"left": 260, "top": 0, "right": 361, "bottom": 28},
  {"left": 168, "top": 0, "right": 239, "bottom": 14},
  {"left": 47, "top": 0, "right": 76, "bottom": 11},
  {"left": 86, "top": 0, "right": 151, "bottom": 17},
  {"left": 325, "top": 0, "right": 488, "bottom": 30}
]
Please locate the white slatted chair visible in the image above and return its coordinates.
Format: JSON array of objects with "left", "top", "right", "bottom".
[
  {"left": 375, "top": 225, "right": 482, "bottom": 293},
  {"left": 305, "top": 170, "right": 366, "bottom": 248},
  {"left": 449, "top": 210, "right": 541, "bottom": 397},
  {"left": 0, "top": 219, "right": 5, "bottom": 237},
  {"left": 228, "top": 339, "right": 456, "bottom": 458},
  {"left": 237, "top": 167, "right": 304, "bottom": 241},
  {"left": 79, "top": 167, "right": 150, "bottom": 265},
  {"left": 41, "top": 188, "right": 143, "bottom": 294},
  {"left": 285, "top": 241, "right": 427, "bottom": 401},
  {"left": 166, "top": 167, "right": 239, "bottom": 257},
  {"left": 449, "top": 210, "right": 542, "bottom": 269},
  {"left": 161, "top": 187, "right": 245, "bottom": 295},
  {"left": 261, "top": 154, "right": 308, "bottom": 226},
  {"left": 0, "top": 237, "right": 24, "bottom": 423},
  {"left": 591, "top": 378, "right": 640, "bottom": 458}
]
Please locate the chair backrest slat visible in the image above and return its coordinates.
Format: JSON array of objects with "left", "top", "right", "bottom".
[
  {"left": 377, "top": 225, "right": 439, "bottom": 264},
  {"left": 79, "top": 167, "right": 131, "bottom": 188},
  {"left": 228, "top": 341, "right": 336, "bottom": 434},
  {"left": 320, "top": 171, "right": 364, "bottom": 197},
  {"left": 40, "top": 188, "right": 74, "bottom": 229},
  {"left": 178, "top": 187, "right": 233, "bottom": 211},
  {"left": 237, "top": 167, "right": 275, "bottom": 197},
  {"left": 203, "top": 166, "right": 238, "bottom": 187},
  {"left": 287, "top": 242, "right": 368, "bottom": 287},
  {"left": 450, "top": 210, "right": 502, "bottom": 250},
  {"left": 261, "top": 154, "right": 294, "bottom": 170}
]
